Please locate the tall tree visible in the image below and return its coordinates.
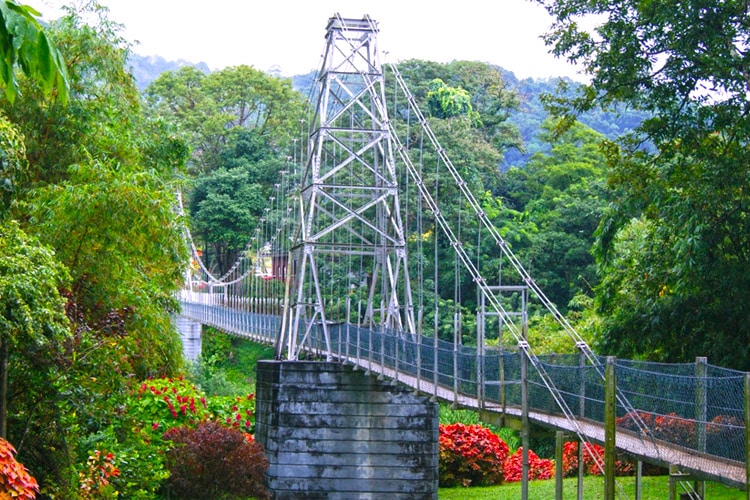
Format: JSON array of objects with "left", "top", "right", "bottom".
[
  {"left": 0, "top": 2, "right": 189, "bottom": 490},
  {"left": 538, "top": 0, "right": 750, "bottom": 368},
  {"left": 0, "top": 0, "right": 68, "bottom": 104},
  {"left": 145, "top": 64, "right": 306, "bottom": 174}
]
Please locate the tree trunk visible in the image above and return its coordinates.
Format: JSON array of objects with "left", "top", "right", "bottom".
[{"left": 0, "top": 333, "right": 8, "bottom": 439}]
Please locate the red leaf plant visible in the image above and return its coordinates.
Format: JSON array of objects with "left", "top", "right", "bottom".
[{"left": 438, "top": 423, "right": 509, "bottom": 487}]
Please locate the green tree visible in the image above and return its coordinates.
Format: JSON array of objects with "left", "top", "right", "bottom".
[
  {"left": 538, "top": 0, "right": 750, "bottom": 368},
  {"left": 426, "top": 78, "right": 475, "bottom": 119},
  {"left": 145, "top": 64, "right": 306, "bottom": 174},
  {"left": 0, "top": 220, "right": 69, "bottom": 438},
  {"left": 499, "top": 120, "right": 609, "bottom": 313},
  {"left": 0, "top": 3, "right": 190, "bottom": 493},
  {"left": 1, "top": 0, "right": 143, "bottom": 184},
  {"left": 0, "top": 0, "right": 69, "bottom": 104}
]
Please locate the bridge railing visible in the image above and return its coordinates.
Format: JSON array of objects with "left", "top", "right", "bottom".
[{"left": 178, "top": 299, "right": 746, "bottom": 474}]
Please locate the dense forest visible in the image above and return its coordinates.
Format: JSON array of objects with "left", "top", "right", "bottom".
[{"left": 0, "top": 0, "right": 747, "bottom": 497}]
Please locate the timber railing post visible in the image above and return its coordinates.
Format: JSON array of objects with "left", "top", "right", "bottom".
[
  {"left": 696, "top": 357, "right": 707, "bottom": 453},
  {"left": 605, "top": 356, "right": 616, "bottom": 500},
  {"left": 520, "top": 341, "right": 529, "bottom": 500},
  {"left": 555, "top": 431, "right": 564, "bottom": 500},
  {"left": 745, "top": 372, "right": 749, "bottom": 500},
  {"left": 578, "top": 344, "right": 586, "bottom": 500}
]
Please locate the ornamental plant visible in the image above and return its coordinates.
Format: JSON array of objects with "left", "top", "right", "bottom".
[
  {"left": 503, "top": 447, "right": 554, "bottom": 482},
  {"left": 438, "top": 423, "right": 509, "bottom": 487},
  {"left": 0, "top": 438, "right": 38, "bottom": 500},
  {"left": 131, "top": 376, "right": 211, "bottom": 439},
  {"left": 163, "top": 421, "right": 269, "bottom": 500},
  {"left": 561, "top": 441, "right": 634, "bottom": 477},
  {"left": 207, "top": 393, "right": 257, "bottom": 434},
  {"left": 78, "top": 450, "right": 120, "bottom": 499}
]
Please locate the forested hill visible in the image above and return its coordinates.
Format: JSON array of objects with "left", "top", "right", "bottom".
[
  {"left": 496, "top": 69, "right": 648, "bottom": 168},
  {"left": 129, "top": 54, "right": 211, "bottom": 90},
  {"left": 290, "top": 67, "right": 647, "bottom": 169},
  {"left": 130, "top": 55, "right": 645, "bottom": 169}
]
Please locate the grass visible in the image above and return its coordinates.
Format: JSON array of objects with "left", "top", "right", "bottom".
[{"left": 439, "top": 475, "right": 746, "bottom": 499}]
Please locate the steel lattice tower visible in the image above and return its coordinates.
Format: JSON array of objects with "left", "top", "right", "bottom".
[{"left": 278, "top": 15, "right": 415, "bottom": 360}]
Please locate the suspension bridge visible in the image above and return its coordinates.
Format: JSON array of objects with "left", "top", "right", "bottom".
[{"left": 177, "top": 14, "right": 749, "bottom": 499}]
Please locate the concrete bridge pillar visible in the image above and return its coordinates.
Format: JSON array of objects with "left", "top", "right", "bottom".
[
  {"left": 256, "top": 360, "right": 438, "bottom": 499},
  {"left": 175, "top": 316, "right": 202, "bottom": 362}
]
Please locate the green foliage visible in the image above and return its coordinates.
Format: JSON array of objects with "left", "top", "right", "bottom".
[
  {"left": 145, "top": 64, "right": 306, "bottom": 174},
  {"left": 190, "top": 328, "right": 274, "bottom": 396},
  {"left": 0, "top": 0, "right": 69, "bottom": 104},
  {"left": 439, "top": 404, "right": 520, "bottom": 451},
  {"left": 497, "top": 120, "right": 610, "bottom": 313},
  {"left": 2, "top": 1, "right": 143, "bottom": 184},
  {"left": 539, "top": 0, "right": 750, "bottom": 369},
  {"left": 439, "top": 423, "right": 509, "bottom": 487},
  {"left": 163, "top": 421, "right": 269, "bottom": 500},
  {"left": 0, "top": 218, "right": 69, "bottom": 388},
  {"left": 0, "top": 113, "right": 25, "bottom": 212},
  {"left": 427, "top": 78, "right": 476, "bottom": 120},
  {"left": 20, "top": 160, "right": 187, "bottom": 377}
]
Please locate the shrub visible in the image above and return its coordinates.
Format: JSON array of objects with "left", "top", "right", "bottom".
[
  {"left": 163, "top": 421, "right": 269, "bottom": 500},
  {"left": 78, "top": 450, "right": 120, "bottom": 499},
  {"left": 0, "top": 438, "right": 38, "bottom": 500},
  {"left": 438, "top": 423, "right": 509, "bottom": 487},
  {"left": 503, "top": 447, "right": 554, "bottom": 482},
  {"left": 706, "top": 415, "right": 744, "bottom": 460},
  {"left": 654, "top": 413, "right": 695, "bottom": 447},
  {"left": 561, "top": 441, "right": 633, "bottom": 477}
]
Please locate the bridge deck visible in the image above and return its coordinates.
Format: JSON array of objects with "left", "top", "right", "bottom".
[
  {"left": 177, "top": 306, "right": 747, "bottom": 490},
  {"left": 340, "top": 354, "right": 746, "bottom": 489}
]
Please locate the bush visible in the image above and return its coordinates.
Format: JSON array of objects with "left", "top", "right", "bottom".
[
  {"left": 438, "top": 423, "right": 509, "bottom": 487},
  {"left": 0, "top": 438, "right": 38, "bottom": 500},
  {"left": 163, "top": 421, "right": 269, "bottom": 500},
  {"left": 561, "top": 441, "right": 633, "bottom": 477},
  {"left": 503, "top": 447, "right": 554, "bottom": 482}
]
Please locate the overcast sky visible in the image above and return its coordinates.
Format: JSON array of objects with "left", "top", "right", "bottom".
[{"left": 37, "top": 0, "right": 585, "bottom": 81}]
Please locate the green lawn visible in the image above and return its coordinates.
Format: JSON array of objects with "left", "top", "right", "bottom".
[{"left": 439, "top": 476, "right": 746, "bottom": 499}]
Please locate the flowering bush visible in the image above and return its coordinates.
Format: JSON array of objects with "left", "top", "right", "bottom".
[
  {"left": 208, "top": 393, "right": 257, "bottom": 434},
  {"left": 131, "top": 376, "right": 211, "bottom": 438},
  {"left": 706, "top": 415, "right": 744, "bottom": 460},
  {"left": 654, "top": 413, "right": 695, "bottom": 447},
  {"left": 616, "top": 410, "right": 658, "bottom": 434},
  {"left": 561, "top": 441, "right": 633, "bottom": 477},
  {"left": 79, "top": 450, "right": 120, "bottom": 499},
  {"left": 503, "top": 447, "right": 554, "bottom": 482},
  {"left": 0, "top": 438, "right": 38, "bottom": 500},
  {"left": 438, "top": 423, "right": 509, "bottom": 487},
  {"left": 617, "top": 409, "right": 696, "bottom": 448},
  {"left": 163, "top": 421, "right": 269, "bottom": 500}
]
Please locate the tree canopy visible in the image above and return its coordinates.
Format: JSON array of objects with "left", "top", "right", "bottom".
[{"left": 538, "top": 0, "right": 750, "bottom": 369}]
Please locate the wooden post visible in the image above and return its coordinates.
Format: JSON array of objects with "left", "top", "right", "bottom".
[
  {"left": 635, "top": 460, "right": 642, "bottom": 500},
  {"left": 695, "top": 357, "right": 707, "bottom": 452},
  {"left": 668, "top": 464, "right": 678, "bottom": 500},
  {"left": 521, "top": 342, "right": 529, "bottom": 500},
  {"left": 555, "top": 431, "right": 564, "bottom": 500},
  {"left": 745, "top": 372, "right": 749, "bottom": 500},
  {"left": 604, "top": 356, "right": 616, "bottom": 500},
  {"left": 578, "top": 347, "right": 586, "bottom": 500}
]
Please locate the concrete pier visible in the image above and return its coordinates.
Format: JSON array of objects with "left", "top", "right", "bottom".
[
  {"left": 256, "top": 360, "right": 438, "bottom": 499},
  {"left": 175, "top": 316, "right": 202, "bottom": 362}
]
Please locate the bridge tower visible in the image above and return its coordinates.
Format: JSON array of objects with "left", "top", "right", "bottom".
[{"left": 278, "top": 15, "right": 415, "bottom": 360}]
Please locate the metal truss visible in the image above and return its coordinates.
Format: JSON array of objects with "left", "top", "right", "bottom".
[{"left": 278, "top": 15, "right": 415, "bottom": 360}]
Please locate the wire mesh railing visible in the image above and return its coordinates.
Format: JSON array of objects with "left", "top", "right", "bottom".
[{"left": 178, "top": 295, "right": 747, "bottom": 485}]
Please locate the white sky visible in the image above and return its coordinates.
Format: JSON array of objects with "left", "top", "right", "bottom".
[{"left": 36, "top": 0, "right": 585, "bottom": 81}]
